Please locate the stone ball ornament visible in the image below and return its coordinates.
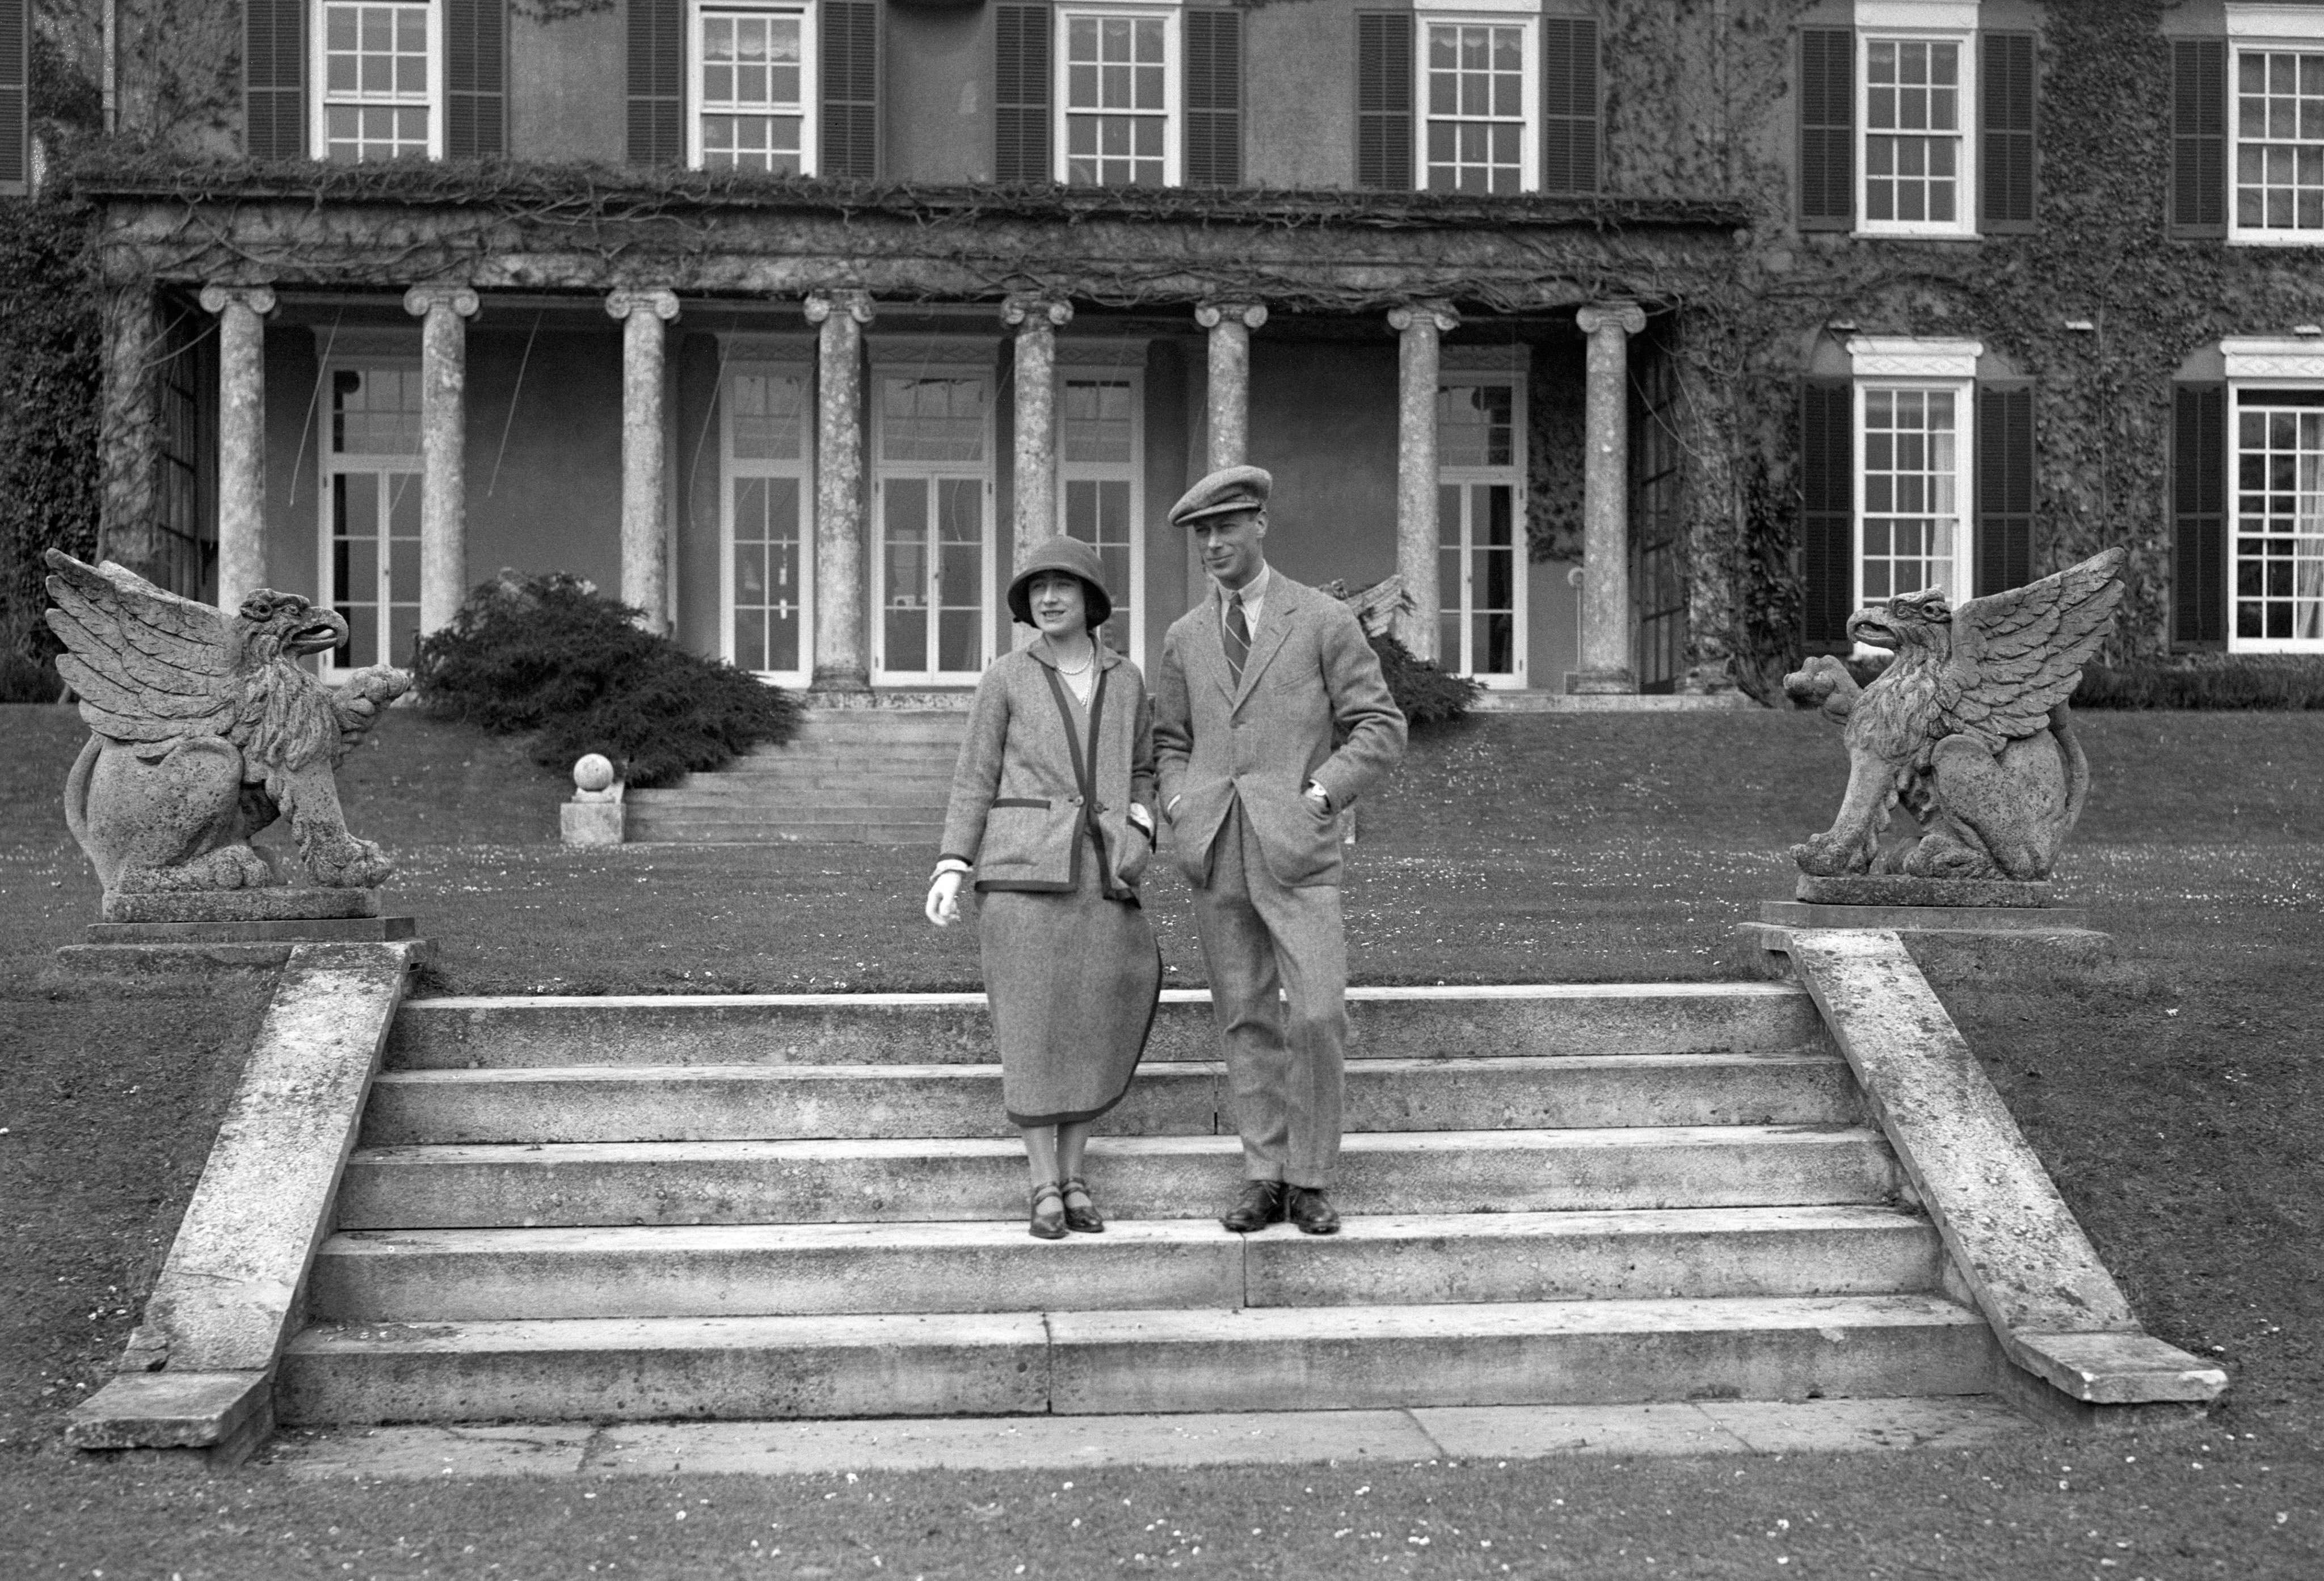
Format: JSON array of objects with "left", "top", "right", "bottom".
[
  {"left": 573, "top": 754, "right": 617, "bottom": 794},
  {"left": 1783, "top": 547, "right": 2127, "bottom": 889}
]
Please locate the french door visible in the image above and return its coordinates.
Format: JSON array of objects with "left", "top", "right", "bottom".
[
  {"left": 873, "top": 369, "right": 995, "bottom": 683},
  {"left": 1435, "top": 374, "right": 1527, "bottom": 685},
  {"left": 319, "top": 361, "right": 423, "bottom": 678},
  {"left": 722, "top": 364, "right": 814, "bottom": 684}
]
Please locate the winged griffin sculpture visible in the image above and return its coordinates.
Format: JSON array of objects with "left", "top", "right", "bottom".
[
  {"left": 44, "top": 550, "right": 411, "bottom": 895},
  {"left": 1784, "top": 547, "right": 2127, "bottom": 883}
]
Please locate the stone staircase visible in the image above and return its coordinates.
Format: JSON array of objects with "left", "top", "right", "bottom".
[
  {"left": 275, "top": 982, "right": 2009, "bottom": 1426},
  {"left": 624, "top": 708, "right": 968, "bottom": 844}
]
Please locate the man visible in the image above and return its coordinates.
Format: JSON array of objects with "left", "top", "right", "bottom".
[{"left": 1153, "top": 465, "right": 1407, "bottom": 1236}]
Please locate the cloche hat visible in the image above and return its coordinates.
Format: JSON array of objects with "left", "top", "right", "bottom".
[{"left": 1006, "top": 534, "right": 1114, "bottom": 631}]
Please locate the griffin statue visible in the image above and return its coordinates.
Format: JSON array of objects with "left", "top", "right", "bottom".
[
  {"left": 44, "top": 550, "right": 412, "bottom": 895},
  {"left": 1784, "top": 547, "right": 2127, "bottom": 883}
]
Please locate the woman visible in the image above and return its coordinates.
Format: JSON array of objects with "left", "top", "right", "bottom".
[{"left": 925, "top": 535, "right": 1162, "bottom": 1239}]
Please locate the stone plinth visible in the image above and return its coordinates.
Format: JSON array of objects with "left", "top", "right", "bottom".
[
  {"left": 1761, "top": 901, "right": 2088, "bottom": 932},
  {"left": 103, "top": 888, "right": 384, "bottom": 924},
  {"left": 562, "top": 802, "right": 626, "bottom": 847},
  {"left": 83, "top": 916, "right": 419, "bottom": 945},
  {"left": 1796, "top": 875, "right": 2051, "bottom": 908}
]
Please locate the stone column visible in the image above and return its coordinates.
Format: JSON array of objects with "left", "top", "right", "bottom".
[
  {"left": 1003, "top": 294, "right": 1072, "bottom": 651},
  {"left": 1572, "top": 301, "right": 1647, "bottom": 694},
  {"left": 97, "top": 286, "right": 165, "bottom": 585},
  {"left": 608, "top": 288, "right": 681, "bottom": 633},
  {"left": 1388, "top": 301, "right": 1458, "bottom": 662},
  {"left": 1195, "top": 301, "right": 1267, "bottom": 471},
  {"left": 198, "top": 285, "right": 277, "bottom": 611},
  {"left": 403, "top": 284, "right": 481, "bottom": 634},
  {"left": 805, "top": 289, "right": 876, "bottom": 693}
]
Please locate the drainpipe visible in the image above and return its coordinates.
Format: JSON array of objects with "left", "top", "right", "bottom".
[{"left": 103, "top": 0, "right": 119, "bottom": 135}]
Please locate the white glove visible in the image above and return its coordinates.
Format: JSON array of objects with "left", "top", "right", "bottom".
[{"left": 925, "top": 869, "right": 966, "bottom": 927}]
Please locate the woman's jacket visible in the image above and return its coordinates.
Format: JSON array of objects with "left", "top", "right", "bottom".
[{"left": 937, "top": 644, "right": 1158, "bottom": 901}]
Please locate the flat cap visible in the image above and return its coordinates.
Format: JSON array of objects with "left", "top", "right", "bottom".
[{"left": 1168, "top": 465, "right": 1272, "bottom": 528}]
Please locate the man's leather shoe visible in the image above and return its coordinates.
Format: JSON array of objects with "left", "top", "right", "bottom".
[
  {"left": 1286, "top": 1186, "right": 1341, "bottom": 1236},
  {"left": 1220, "top": 1179, "right": 1284, "bottom": 1233}
]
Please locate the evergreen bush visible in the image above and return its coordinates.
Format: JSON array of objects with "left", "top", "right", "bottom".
[
  {"left": 1369, "top": 631, "right": 1481, "bottom": 728},
  {"left": 2072, "top": 656, "right": 2324, "bottom": 710},
  {"left": 411, "top": 572, "right": 799, "bottom": 786}
]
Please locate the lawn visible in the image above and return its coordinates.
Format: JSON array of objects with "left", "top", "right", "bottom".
[{"left": 1, "top": 702, "right": 2319, "bottom": 1578}]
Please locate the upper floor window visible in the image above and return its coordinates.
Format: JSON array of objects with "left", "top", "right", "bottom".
[
  {"left": 316, "top": 0, "right": 440, "bottom": 162},
  {"left": 694, "top": 2, "right": 819, "bottom": 172},
  {"left": 1420, "top": 15, "right": 1536, "bottom": 195},
  {"left": 2235, "top": 47, "right": 2324, "bottom": 237},
  {"left": 1859, "top": 32, "right": 1971, "bottom": 235},
  {"left": 1058, "top": 6, "right": 1179, "bottom": 185}
]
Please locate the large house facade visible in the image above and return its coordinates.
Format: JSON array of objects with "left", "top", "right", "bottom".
[{"left": 10, "top": 0, "right": 2324, "bottom": 702}]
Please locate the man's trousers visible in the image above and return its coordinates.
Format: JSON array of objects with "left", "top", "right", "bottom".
[{"left": 1189, "top": 802, "right": 1348, "bottom": 1188}]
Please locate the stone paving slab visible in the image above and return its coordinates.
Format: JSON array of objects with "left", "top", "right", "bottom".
[{"left": 267, "top": 1397, "right": 2031, "bottom": 1478}]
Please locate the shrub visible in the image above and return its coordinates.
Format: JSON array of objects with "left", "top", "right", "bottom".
[
  {"left": 1368, "top": 631, "right": 1481, "bottom": 728},
  {"left": 0, "top": 651, "right": 62, "bottom": 704},
  {"left": 411, "top": 572, "right": 799, "bottom": 786},
  {"left": 2072, "top": 656, "right": 2324, "bottom": 710}
]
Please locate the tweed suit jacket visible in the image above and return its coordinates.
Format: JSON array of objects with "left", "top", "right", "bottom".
[
  {"left": 1153, "top": 572, "right": 1407, "bottom": 889},
  {"left": 938, "top": 644, "right": 1158, "bottom": 900}
]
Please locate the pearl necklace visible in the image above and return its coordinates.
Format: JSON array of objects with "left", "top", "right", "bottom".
[{"left": 1046, "top": 639, "right": 1094, "bottom": 677}]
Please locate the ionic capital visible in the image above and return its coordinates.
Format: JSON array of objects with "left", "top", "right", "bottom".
[
  {"left": 1195, "top": 301, "right": 1268, "bottom": 331},
  {"left": 804, "top": 289, "right": 877, "bottom": 327},
  {"left": 607, "top": 288, "right": 681, "bottom": 323},
  {"left": 1389, "top": 300, "right": 1460, "bottom": 336},
  {"left": 1576, "top": 301, "right": 1647, "bottom": 338},
  {"left": 403, "top": 283, "right": 481, "bottom": 319},
  {"left": 1003, "top": 294, "right": 1075, "bottom": 330},
  {"left": 198, "top": 285, "right": 277, "bottom": 318}
]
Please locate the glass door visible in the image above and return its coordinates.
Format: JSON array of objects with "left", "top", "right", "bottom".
[
  {"left": 1059, "top": 368, "right": 1143, "bottom": 657},
  {"left": 1435, "top": 376, "right": 1527, "bottom": 685},
  {"left": 873, "top": 372, "right": 994, "bottom": 683},
  {"left": 321, "top": 362, "right": 423, "bottom": 677},
  {"left": 722, "top": 365, "right": 814, "bottom": 684}
]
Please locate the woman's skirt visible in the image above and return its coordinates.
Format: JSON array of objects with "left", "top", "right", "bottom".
[{"left": 979, "top": 844, "right": 1161, "bottom": 1128}]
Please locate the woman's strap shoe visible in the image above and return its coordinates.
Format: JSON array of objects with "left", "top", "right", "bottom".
[
  {"left": 1060, "top": 1175, "right": 1105, "bottom": 1234},
  {"left": 1029, "top": 1182, "right": 1068, "bottom": 1240}
]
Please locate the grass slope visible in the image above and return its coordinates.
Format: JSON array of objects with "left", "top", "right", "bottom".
[{"left": 1, "top": 704, "right": 2319, "bottom": 1577}]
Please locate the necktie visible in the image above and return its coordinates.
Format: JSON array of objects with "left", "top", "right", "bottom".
[{"left": 1224, "top": 592, "right": 1251, "bottom": 690}]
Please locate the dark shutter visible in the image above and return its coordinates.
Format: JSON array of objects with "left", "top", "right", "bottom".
[
  {"left": 822, "top": 0, "right": 879, "bottom": 178},
  {"left": 1540, "top": 17, "right": 1598, "bottom": 195},
  {"left": 0, "top": 0, "right": 24, "bottom": 194},
  {"left": 2173, "top": 39, "right": 2227, "bottom": 237},
  {"left": 244, "top": 0, "right": 307, "bottom": 161},
  {"left": 1975, "top": 385, "right": 2035, "bottom": 595},
  {"left": 1980, "top": 31, "right": 2036, "bottom": 231},
  {"left": 1185, "top": 9, "right": 1242, "bottom": 188},
  {"left": 447, "top": 0, "right": 508, "bottom": 160},
  {"left": 1356, "top": 12, "right": 1413, "bottom": 192},
  {"left": 1798, "top": 28, "right": 1853, "bottom": 230},
  {"left": 995, "top": 3, "right": 1052, "bottom": 183},
  {"left": 628, "top": 0, "right": 684, "bottom": 167},
  {"left": 1800, "top": 380, "right": 1855, "bottom": 648},
  {"left": 2172, "top": 383, "right": 2228, "bottom": 647}
]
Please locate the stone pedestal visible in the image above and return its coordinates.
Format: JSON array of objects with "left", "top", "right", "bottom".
[
  {"left": 73, "top": 888, "right": 420, "bottom": 959},
  {"left": 562, "top": 801, "right": 626, "bottom": 847},
  {"left": 102, "top": 888, "right": 384, "bottom": 924},
  {"left": 1796, "top": 874, "right": 2052, "bottom": 908}
]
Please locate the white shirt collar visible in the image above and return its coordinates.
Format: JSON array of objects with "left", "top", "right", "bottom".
[{"left": 1216, "top": 562, "right": 1271, "bottom": 618}]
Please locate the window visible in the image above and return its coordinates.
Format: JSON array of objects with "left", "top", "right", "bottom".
[
  {"left": 1058, "top": 355, "right": 1146, "bottom": 657},
  {"left": 1420, "top": 15, "right": 1536, "bottom": 194},
  {"left": 1057, "top": 6, "right": 1178, "bottom": 185},
  {"left": 320, "top": 362, "right": 423, "bottom": 676},
  {"left": 1858, "top": 31, "right": 1971, "bottom": 235},
  {"left": 724, "top": 363, "right": 814, "bottom": 681},
  {"left": 693, "top": 2, "right": 818, "bottom": 172},
  {"left": 1436, "top": 369, "right": 1526, "bottom": 684},
  {"left": 2232, "top": 391, "right": 2324, "bottom": 646},
  {"left": 2234, "top": 47, "right": 2324, "bottom": 238},
  {"left": 873, "top": 351, "right": 995, "bottom": 682},
  {"left": 315, "top": 0, "right": 439, "bottom": 162},
  {"left": 1845, "top": 338, "right": 1979, "bottom": 615}
]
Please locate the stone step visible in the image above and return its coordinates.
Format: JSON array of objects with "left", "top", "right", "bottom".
[
  {"left": 359, "top": 1055, "right": 1863, "bottom": 1146},
  {"left": 387, "top": 984, "right": 1829, "bottom": 1070},
  {"left": 621, "top": 819, "right": 948, "bottom": 845},
  {"left": 276, "top": 1293, "right": 1996, "bottom": 1425},
  {"left": 335, "top": 1125, "right": 1897, "bottom": 1229},
  {"left": 783, "top": 717, "right": 970, "bottom": 744},
  {"left": 309, "top": 1205, "right": 1945, "bottom": 1323},
  {"left": 640, "top": 773, "right": 955, "bottom": 795}
]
